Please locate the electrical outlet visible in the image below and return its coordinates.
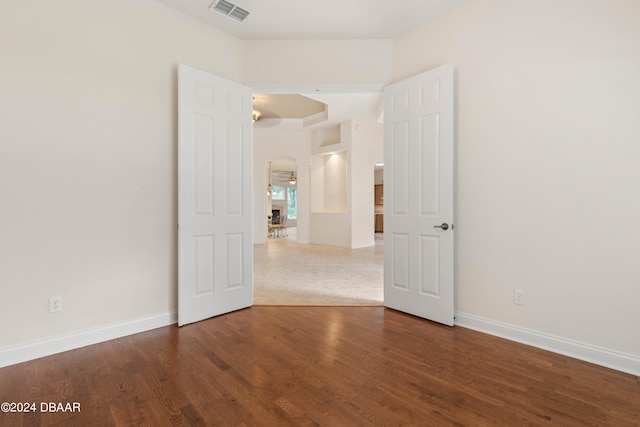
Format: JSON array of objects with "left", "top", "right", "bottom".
[
  {"left": 49, "top": 296, "right": 63, "bottom": 312},
  {"left": 514, "top": 290, "right": 525, "bottom": 306}
]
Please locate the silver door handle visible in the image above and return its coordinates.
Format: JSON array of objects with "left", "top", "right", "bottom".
[{"left": 434, "top": 223, "right": 449, "bottom": 230}]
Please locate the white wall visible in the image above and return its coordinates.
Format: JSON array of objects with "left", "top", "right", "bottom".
[
  {"left": 309, "top": 151, "right": 351, "bottom": 248},
  {"left": 394, "top": 0, "right": 640, "bottom": 358},
  {"left": 310, "top": 151, "right": 348, "bottom": 213},
  {"left": 309, "top": 122, "right": 382, "bottom": 249},
  {"left": 323, "top": 152, "right": 348, "bottom": 212},
  {"left": 243, "top": 39, "right": 393, "bottom": 85},
  {"left": 309, "top": 213, "right": 351, "bottom": 248},
  {"left": 0, "top": 0, "right": 244, "bottom": 352},
  {"left": 347, "top": 121, "right": 384, "bottom": 249}
]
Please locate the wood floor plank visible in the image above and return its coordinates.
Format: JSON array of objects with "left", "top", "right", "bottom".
[{"left": 1, "top": 306, "right": 639, "bottom": 426}]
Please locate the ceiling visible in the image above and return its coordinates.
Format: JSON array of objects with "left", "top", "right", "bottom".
[
  {"left": 253, "top": 94, "right": 325, "bottom": 120},
  {"left": 159, "top": 0, "right": 467, "bottom": 137},
  {"left": 158, "top": 0, "right": 470, "bottom": 40},
  {"left": 253, "top": 92, "right": 383, "bottom": 130}
]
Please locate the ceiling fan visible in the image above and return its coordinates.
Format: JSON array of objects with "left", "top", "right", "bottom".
[
  {"left": 252, "top": 94, "right": 283, "bottom": 128},
  {"left": 272, "top": 170, "right": 297, "bottom": 185}
]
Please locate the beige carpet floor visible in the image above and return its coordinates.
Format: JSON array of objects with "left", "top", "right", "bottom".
[{"left": 253, "top": 228, "right": 384, "bottom": 305}]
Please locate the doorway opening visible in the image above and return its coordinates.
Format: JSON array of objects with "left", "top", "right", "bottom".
[
  {"left": 252, "top": 89, "right": 385, "bottom": 306},
  {"left": 179, "top": 65, "right": 454, "bottom": 326}
]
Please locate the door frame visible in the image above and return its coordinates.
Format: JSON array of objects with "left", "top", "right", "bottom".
[{"left": 247, "top": 78, "right": 457, "bottom": 317}]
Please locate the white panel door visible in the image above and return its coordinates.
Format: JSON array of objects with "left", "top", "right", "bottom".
[
  {"left": 383, "top": 64, "right": 455, "bottom": 326},
  {"left": 178, "top": 64, "right": 253, "bottom": 327}
]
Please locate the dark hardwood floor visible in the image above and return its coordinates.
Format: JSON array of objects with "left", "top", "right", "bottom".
[{"left": 1, "top": 306, "right": 638, "bottom": 426}]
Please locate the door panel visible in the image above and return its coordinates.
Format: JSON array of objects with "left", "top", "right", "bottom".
[
  {"left": 383, "top": 64, "right": 454, "bottom": 326},
  {"left": 178, "top": 64, "right": 253, "bottom": 327}
]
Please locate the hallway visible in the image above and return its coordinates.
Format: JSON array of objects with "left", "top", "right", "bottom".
[{"left": 254, "top": 229, "right": 384, "bottom": 305}]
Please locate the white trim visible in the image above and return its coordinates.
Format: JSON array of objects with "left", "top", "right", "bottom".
[
  {"left": 302, "top": 110, "right": 329, "bottom": 127},
  {"left": 455, "top": 312, "right": 640, "bottom": 377},
  {"left": 0, "top": 311, "right": 178, "bottom": 368},
  {"left": 246, "top": 83, "right": 385, "bottom": 94}
]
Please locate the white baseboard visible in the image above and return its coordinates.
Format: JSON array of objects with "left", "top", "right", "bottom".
[
  {"left": 4, "top": 310, "right": 638, "bottom": 377},
  {"left": 455, "top": 312, "right": 640, "bottom": 377},
  {"left": 0, "top": 311, "right": 178, "bottom": 368}
]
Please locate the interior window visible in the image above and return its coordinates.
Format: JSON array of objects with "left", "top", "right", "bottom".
[
  {"left": 287, "top": 187, "right": 297, "bottom": 219},
  {"left": 271, "top": 185, "right": 285, "bottom": 200}
]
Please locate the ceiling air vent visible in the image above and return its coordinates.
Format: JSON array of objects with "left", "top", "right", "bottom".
[{"left": 209, "top": 0, "right": 250, "bottom": 23}]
